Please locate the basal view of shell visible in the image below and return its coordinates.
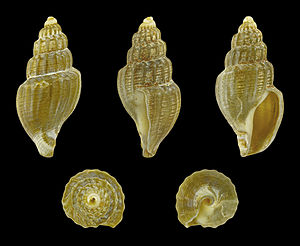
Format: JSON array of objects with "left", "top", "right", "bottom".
[
  {"left": 16, "top": 17, "right": 81, "bottom": 158},
  {"left": 62, "top": 169, "right": 125, "bottom": 228},
  {"left": 216, "top": 16, "right": 284, "bottom": 157},
  {"left": 176, "top": 170, "right": 238, "bottom": 228},
  {"left": 117, "top": 17, "right": 181, "bottom": 158},
  {"left": 16, "top": 16, "right": 285, "bottom": 229}
]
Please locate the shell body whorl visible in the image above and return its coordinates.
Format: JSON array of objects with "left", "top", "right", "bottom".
[
  {"left": 215, "top": 16, "right": 284, "bottom": 157},
  {"left": 117, "top": 17, "right": 181, "bottom": 158},
  {"left": 16, "top": 17, "right": 81, "bottom": 157},
  {"left": 176, "top": 169, "right": 238, "bottom": 228},
  {"left": 62, "top": 169, "right": 125, "bottom": 228}
]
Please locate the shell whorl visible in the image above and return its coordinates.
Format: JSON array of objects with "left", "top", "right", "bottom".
[
  {"left": 139, "top": 16, "right": 156, "bottom": 30},
  {"left": 225, "top": 16, "right": 266, "bottom": 66},
  {"left": 127, "top": 17, "right": 166, "bottom": 64},
  {"left": 27, "top": 17, "right": 72, "bottom": 78}
]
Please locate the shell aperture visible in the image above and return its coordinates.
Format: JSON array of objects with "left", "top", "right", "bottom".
[
  {"left": 215, "top": 16, "right": 284, "bottom": 157},
  {"left": 176, "top": 169, "right": 238, "bottom": 228},
  {"left": 62, "top": 169, "right": 125, "bottom": 228},
  {"left": 16, "top": 17, "right": 81, "bottom": 157},
  {"left": 117, "top": 17, "right": 181, "bottom": 158}
]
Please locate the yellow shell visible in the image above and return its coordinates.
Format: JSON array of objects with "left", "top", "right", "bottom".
[
  {"left": 176, "top": 169, "right": 238, "bottom": 228},
  {"left": 117, "top": 17, "right": 181, "bottom": 158},
  {"left": 62, "top": 169, "right": 125, "bottom": 228},
  {"left": 16, "top": 17, "right": 81, "bottom": 157},
  {"left": 216, "top": 16, "right": 284, "bottom": 157}
]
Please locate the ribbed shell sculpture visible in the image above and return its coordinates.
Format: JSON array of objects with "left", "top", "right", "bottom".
[
  {"left": 16, "top": 17, "right": 81, "bottom": 157},
  {"left": 176, "top": 169, "right": 238, "bottom": 228},
  {"left": 62, "top": 169, "right": 125, "bottom": 228},
  {"left": 117, "top": 17, "right": 181, "bottom": 158},
  {"left": 215, "top": 16, "right": 284, "bottom": 157}
]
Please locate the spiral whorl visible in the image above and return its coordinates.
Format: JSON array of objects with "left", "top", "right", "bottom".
[
  {"left": 127, "top": 17, "right": 166, "bottom": 63},
  {"left": 225, "top": 16, "right": 266, "bottom": 66},
  {"left": 62, "top": 170, "right": 125, "bottom": 228},
  {"left": 138, "top": 16, "right": 156, "bottom": 30},
  {"left": 239, "top": 16, "right": 257, "bottom": 30},
  {"left": 232, "top": 16, "right": 263, "bottom": 48},
  {"left": 34, "top": 17, "right": 68, "bottom": 55},
  {"left": 26, "top": 17, "right": 72, "bottom": 78}
]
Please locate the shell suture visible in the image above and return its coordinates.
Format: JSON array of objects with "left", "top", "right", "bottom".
[
  {"left": 16, "top": 17, "right": 81, "bottom": 157},
  {"left": 117, "top": 17, "right": 181, "bottom": 158}
]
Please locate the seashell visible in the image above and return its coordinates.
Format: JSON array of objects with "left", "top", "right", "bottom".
[
  {"left": 117, "top": 17, "right": 181, "bottom": 158},
  {"left": 215, "top": 16, "right": 284, "bottom": 157},
  {"left": 16, "top": 17, "right": 81, "bottom": 157},
  {"left": 62, "top": 169, "right": 125, "bottom": 228},
  {"left": 176, "top": 169, "right": 238, "bottom": 228}
]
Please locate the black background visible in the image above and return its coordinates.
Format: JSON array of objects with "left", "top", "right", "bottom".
[{"left": 3, "top": 1, "right": 297, "bottom": 244}]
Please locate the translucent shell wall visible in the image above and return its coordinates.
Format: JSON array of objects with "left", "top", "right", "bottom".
[
  {"left": 117, "top": 17, "right": 181, "bottom": 158},
  {"left": 62, "top": 169, "right": 125, "bottom": 228},
  {"left": 176, "top": 170, "right": 238, "bottom": 228},
  {"left": 215, "top": 16, "right": 284, "bottom": 157},
  {"left": 16, "top": 17, "right": 81, "bottom": 157}
]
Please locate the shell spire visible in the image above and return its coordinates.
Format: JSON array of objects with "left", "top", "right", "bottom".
[
  {"left": 240, "top": 16, "right": 257, "bottom": 29},
  {"left": 16, "top": 17, "right": 81, "bottom": 157},
  {"left": 44, "top": 16, "right": 57, "bottom": 26},
  {"left": 138, "top": 16, "right": 156, "bottom": 30},
  {"left": 216, "top": 16, "right": 284, "bottom": 157},
  {"left": 117, "top": 17, "right": 181, "bottom": 157},
  {"left": 62, "top": 169, "right": 125, "bottom": 228}
]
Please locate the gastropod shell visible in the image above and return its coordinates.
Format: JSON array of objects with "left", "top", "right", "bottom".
[
  {"left": 215, "top": 16, "right": 284, "bottom": 157},
  {"left": 62, "top": 169, "right": 125, "bottom": 228},
  {"left": 176, "top": 169, "right": 238, "bottom": 228},
  {"left": 117, "top": 17, "right": 181, "bottom": 158},
  {"left": 16, "top": 17, "right": 81, "bottom": 157}
]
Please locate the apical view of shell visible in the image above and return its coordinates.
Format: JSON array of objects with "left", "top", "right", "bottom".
[
  {"left": 117, "top": 17, "right": 181, "bottom": 158},
  {"left": 215, "top": 16, "right": 284, "bottom": 157},
  {"left": 16, "top": 17, "right": 81, "bottom": 157},
  {"left": 176, "top": 169, "right": 238, "bottom": 228},
  {"left": 62, "top": 169, "right": 125, "bottom": 228}
]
